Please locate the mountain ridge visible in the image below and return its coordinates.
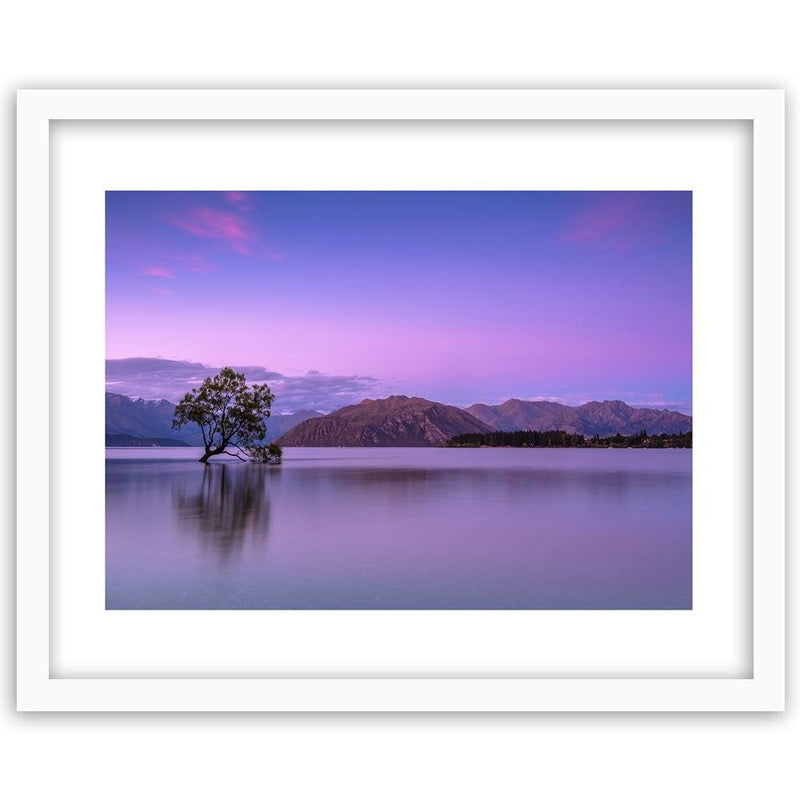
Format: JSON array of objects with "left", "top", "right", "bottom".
[{"left": 465, "top": 398, "right": 691, "bottom": 437}]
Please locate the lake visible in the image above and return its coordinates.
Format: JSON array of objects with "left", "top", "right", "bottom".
[{"left": 106, "top": 447, "right": 691, "bottom": 609}]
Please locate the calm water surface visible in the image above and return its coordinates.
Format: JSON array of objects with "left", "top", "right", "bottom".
[{"left": 106, "top": 447, "right": 691, "bottom": 609}]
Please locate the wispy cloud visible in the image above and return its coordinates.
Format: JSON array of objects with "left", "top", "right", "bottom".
[
  {"left": 167, "top": 206, "right": 255, "bottom": 255},
  {"left": 525, "top": 395, "right": 566, "bottom": 403},
  {"left": 559, "top": 194, "right": 643, "bottom": 250},
  {"left": 106, "top": 357, "right": 385, "bottom": 414},
  {"left": 163, "top": 194, "right": 283, "bottom": 260},
  {"left": 225, "top": 191, "right": 253, "bottom": 211}
]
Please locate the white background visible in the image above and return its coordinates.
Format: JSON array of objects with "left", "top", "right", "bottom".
[{"left": 2, "top": 2, "right": 796, "bottom": 798}]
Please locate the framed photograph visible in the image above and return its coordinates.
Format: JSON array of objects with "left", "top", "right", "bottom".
[{"left": 17, "top": 89, "right": 784, "bottom": 711}]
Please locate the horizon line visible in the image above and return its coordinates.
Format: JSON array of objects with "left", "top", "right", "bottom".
[{"left": 106, "top": 388, "right": 692, "bottom": 417}]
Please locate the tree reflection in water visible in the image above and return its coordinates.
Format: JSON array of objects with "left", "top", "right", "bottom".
[{"left": 172, "top": 464, "right": 274, "bottom": 560}]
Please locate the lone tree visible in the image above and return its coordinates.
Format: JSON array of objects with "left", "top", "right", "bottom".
[{"left": 172, "top": 367, "right": 275, "bottom": 463}]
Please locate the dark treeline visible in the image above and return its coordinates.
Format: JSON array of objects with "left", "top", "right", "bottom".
[{"left": 447, "top": 429, "right": 692, "bottom": 449}]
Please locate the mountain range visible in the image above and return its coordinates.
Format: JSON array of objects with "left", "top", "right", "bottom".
[
  {"left": 465, "top": 398, "right": 692, "bottom": 437},
  {"left": 106, "top": 391, "right": 691, "bottom": 447},
  {"left": 105, "top": 392, "right": 322, "bottom": 446}
]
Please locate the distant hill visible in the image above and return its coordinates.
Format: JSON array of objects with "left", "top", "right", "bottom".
[
  {"left": 105, "top": 392, "right": 322, "bottom": 446},
  {"left": 106, "top": 392, "right": 202, "bottom": 444},
  {"left": 276, "top": 395, "right": 493, "bottom": 447},
  {"left": 465, "top": 398, "right": 691, "bottom": 437},
  {"left": 261, "top": 409, "right": 325, "bottom": 441},
  {"left": 106, "top": 434, "right": 191, "bottom": 447}
]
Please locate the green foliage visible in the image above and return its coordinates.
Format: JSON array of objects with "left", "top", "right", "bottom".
[
  {"left": 172, "top": 367, "right": 274, "bottom": 463},
  {"left": 243, "top": 442, "right": 283, "bottom": 463},
  {"left": 243, "top": 445, "right": 268, "bottom": 462}
]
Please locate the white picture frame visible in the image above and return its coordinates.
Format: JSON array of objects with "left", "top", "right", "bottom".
[{"left": 17, "top": 89, "right": 785, "bottom": 711}]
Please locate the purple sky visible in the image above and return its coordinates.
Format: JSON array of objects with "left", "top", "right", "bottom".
[{"left": 106, "top": 191, "right": 692, "bottom": 414}]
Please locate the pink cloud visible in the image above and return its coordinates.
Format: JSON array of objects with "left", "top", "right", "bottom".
[
  {"left": 225, "top": 191, "right": 252, "bottom": 211},
  {"left": 168, "top": 206, "right": 254, "bottom": 255},
  {"left": 140, "top": 266, "right": 175, "bottom": 278},
  {"left": 559, "top": 195, "right": 641, "bottom": 248}
]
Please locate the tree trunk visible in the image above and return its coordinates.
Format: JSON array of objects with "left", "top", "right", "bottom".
[{"left": 199, "top": 444, "right": 225, "bottom": 463}]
